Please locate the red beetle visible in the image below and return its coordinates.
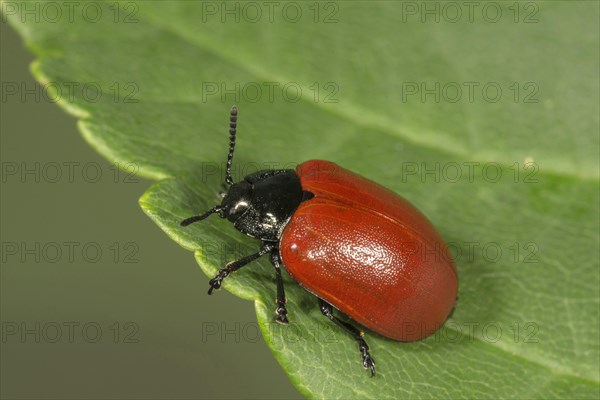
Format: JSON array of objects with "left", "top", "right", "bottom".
[{"left": 181, "top": 106, "right": 458, "bottom": 376}]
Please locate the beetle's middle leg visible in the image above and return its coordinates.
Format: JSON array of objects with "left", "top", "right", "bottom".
[{"left": 269, "top": 249, "right": 289, "bottom": 324}]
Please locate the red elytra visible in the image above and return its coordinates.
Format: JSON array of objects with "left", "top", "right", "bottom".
[{"left": 280, "top": 160, "right": 458, "bottom": 341}]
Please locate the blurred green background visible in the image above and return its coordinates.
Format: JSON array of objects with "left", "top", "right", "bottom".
[{"left": 0, "top": 20, "right": 301, "bottom": 399}]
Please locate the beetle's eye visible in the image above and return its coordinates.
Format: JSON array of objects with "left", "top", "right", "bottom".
[
  {"left": 221, "top": 181, "right": 253, "bottom": 222},
  {"left": 229, "top": 200, "right": 249, "bottom": 220}
]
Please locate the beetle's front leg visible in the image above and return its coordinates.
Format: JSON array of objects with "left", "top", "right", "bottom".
[{"left": 208, "top": 243, "right": 274, "bottom": 294}]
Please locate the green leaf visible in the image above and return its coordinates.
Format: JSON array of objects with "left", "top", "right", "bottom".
[{"left": 5, "top": 1, "right": 599, "bottom": 398}]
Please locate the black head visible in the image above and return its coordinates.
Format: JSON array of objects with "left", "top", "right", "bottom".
[
  {"left": 180, "top": 106, "right": 304, "bottom": 242},
  {"left": 221, "top": 180, "right": 252, "bottom": 222}
]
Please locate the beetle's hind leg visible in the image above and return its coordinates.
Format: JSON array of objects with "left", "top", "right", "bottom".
[
  {"left": 270, "top": 250, "right": 289, "bottom": 324},
  {"left": 318, "top": 298, "right": 376, "bottom": 377}
]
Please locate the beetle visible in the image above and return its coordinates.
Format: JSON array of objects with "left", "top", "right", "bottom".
[{"left": 181, "top": 106, "right": 458, "bottom": 376}]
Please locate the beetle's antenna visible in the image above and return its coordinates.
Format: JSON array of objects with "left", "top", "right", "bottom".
[
  {"left": 180, "top": 206, "right": 222, "bottom": 227},
  {"left": 225, "top": 105, "right": 238, "bottom": 185}
]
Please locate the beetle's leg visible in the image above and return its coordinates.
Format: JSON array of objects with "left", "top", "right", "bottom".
[
  {"left": 318, "top": 298, "right": 376, "bottom": 377},
  {"left": 269, "top": 250, "right": 289, "bottom": 324},
  {"left": 208, "top": 243, "right": 273, "bottom": 295}
]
